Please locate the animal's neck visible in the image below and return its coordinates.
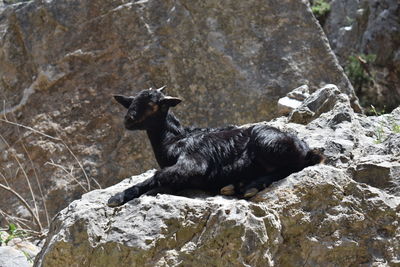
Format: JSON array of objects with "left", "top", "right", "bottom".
[{"left": 146, "top": 112, "right": 185, "bottom": 167}]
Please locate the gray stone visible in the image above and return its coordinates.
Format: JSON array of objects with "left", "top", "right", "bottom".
[
  {"left": 277, "top": 85, "right": 310, "bottom": 115},
  {"left": 351, "top": 155, "right": 400, "bottom": 196},
  {"left": 0, "top": 246, "right": 30, "bottom": 267},
  {"left": 286, "top": 84, "right": 310, "bottom": 101},
  {"left": 8, "top": 238, "right": 41, "bottom": 263},
  {"left": 288, "top": 84, "right": 343, "bottom": 124},
  {"left": 277, "top": 96, "right": 303, "bottom": 116}
]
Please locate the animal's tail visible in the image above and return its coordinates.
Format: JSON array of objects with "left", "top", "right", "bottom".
[{"left": 305, "top": 149, "right": 325, "bottom": 167}]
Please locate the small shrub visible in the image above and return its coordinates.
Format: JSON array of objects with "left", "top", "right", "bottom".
[
  {"left": 345, "top": 54, "right": 376, "bottom": 93},
  {"left": 311, "top": 0, "right": 331, "bottom": 24},
  {"left": 369, "top": 105, "right": 400, "bottom": 143},
  {"left": 389, "top": 117, "right": 400, "bottom": 134},
  {"left": 367, "top": 105, "right": 386, "bottom": 116},
  {"left": 393, "top": 124, "right": 400, "bottom": 133},
  {"left": 0, "top": 223, "right": 26, "bottom": 246}
]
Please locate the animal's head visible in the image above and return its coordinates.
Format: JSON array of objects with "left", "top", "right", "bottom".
[{"left": 114, "top": 86, "right": 182, "bottom": 130}]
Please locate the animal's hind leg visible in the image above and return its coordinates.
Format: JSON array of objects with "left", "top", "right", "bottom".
[
  {"left": 220, "top": 184, "right": 236, "bottom": 196},
  {"left": 241, "top": 170, "right": 293, "bottom": 198},
  {"left": 241, "top": 176, "right": 274, "bottom": 198},
  {"left": 220, "top": 181, "right": 245, "bottom": 196}
]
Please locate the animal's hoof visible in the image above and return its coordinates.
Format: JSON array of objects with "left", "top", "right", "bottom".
[
  {"left": 243, "top": 188, "right": 258, "bottom": 198},
  {"left": 107, "top": 192, "right": 125, "bottom": 207},
  {"left": 220, "top": 184, "right": 235, "bottom": 196}
]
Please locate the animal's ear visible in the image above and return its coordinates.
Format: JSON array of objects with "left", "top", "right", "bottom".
[
  {"left": 160, "top": 96, "right": 182, "bottom": 107},
  {"left": 113, "top": 95, "right": 132, "bottom": 109}
]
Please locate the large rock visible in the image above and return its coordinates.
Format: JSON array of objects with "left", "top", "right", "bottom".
[
  {"left": 35, "top": 86, "right": 400, "bottom": 266},
  {"left": 34, "top": 168, "right": 400, "bottom": 266},
  {"left": 323, "top": 0, "right": 400, "bottom": 110},
  {"left": 0, "top": 0, "right": 357, "bottom": 222}
]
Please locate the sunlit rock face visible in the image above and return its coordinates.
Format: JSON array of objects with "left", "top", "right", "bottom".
[{"left": 0, "top": 0, "right": 356, "bottom": 220}]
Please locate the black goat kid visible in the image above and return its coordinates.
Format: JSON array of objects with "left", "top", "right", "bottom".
[{"left": 107, "top": 87, "right": 324, "bottom": 207}]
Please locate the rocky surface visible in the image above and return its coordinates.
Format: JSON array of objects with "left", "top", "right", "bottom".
[
  {"left": 0, "top": 0, "right": 358, "bottom": 222},
  {"left": 323, "top": 0, "right": 400, "bottom": 110},
  {"left": 0, "top": 230, "right": 41, "bottom": 265},
  {"left": 35, "top": 86, "right": 400, "bottom": 266},
  {"left": 277, "top": 84, "right": 309, "bottom": 116},
  {"left": 0, "top": 246, "right": 31, "bottom": 267}
]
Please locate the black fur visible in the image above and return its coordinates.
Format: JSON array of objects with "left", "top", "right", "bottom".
[{"left": 108, "top": 88, "right": 324, "bottom": 207}]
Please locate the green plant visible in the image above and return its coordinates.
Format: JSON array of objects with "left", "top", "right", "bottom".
[
  {"left": 369, "top": 105, "right": 400, "bottom": 143},
  {"left": 0, "top": 223, "right": 26, "bottom": 246},
  {"left": 369, "top": 105, "right": 386, "bottom": 116},
  {"left": 345, "top": 16, "right": 355, "bottom": 26},
  {"left": 393, "top": 124, "right": 400, "bottom": 133},
  {"left": 370, "top": 105, "right": 385, "bottom": 144},
  {"left": 345, "top": 53, "right": 377, "bottom": 93},
  {"left": 311, "top": 0, "right": 331, "bottom": 22},
  {"left": 374, "top": 126, "right": 385, "bottom": 144},
  {"left": 388, "top": 116, "right": 400, "bottom": 134}
]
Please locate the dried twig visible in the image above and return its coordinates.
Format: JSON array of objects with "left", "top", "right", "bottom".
[
  {"left": 0, "top": 210, "right": 44, "bottom": 238},
  {"left": 0, "top": 118, "right": 61, "bottom": 141},
  {"left": 0, "top": 183, "right": 42, "bottom": 232},
  {"left": 45, "top": 160, "right": 88, "bottom": 192},
  {"left": 0, "top": 171, "right": 10, "bottom": 187},
  {"left": 0, "top": 209, "right": 32, "bottom": 229},
  {"left": 91, "top": 177, "right": 102, "bottom": 189},
  {"left": 0, "top": 134, "right": 41, "bottom": 228},
  {"left": 0, "top": 117, "right": 94, "bottom": 191},
  {"left": 58, "top": 138, "right": 91, "bottom": 191},
  {"left": 21, "top": 142, "right": 50, "bottom": 228},
  {"left": 356, "top": 55, "right": 373, "bottom": 78}
]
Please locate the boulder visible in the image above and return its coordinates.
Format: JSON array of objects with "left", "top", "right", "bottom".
[
  {"left": 0, "top": 0, "right": 358, "bottom": 221},
  {"left": 35, "top": 85, "right": 400, "bottom": 266}
]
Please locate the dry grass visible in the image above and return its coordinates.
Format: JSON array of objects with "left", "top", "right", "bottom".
[{"left": 0, "top": 110, "right": 101, "bottom": 237}]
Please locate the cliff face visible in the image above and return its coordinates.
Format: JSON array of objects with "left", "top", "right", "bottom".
[
  {"left": 323, "top": 0, "right": 400, "bottom": 111},
  {"left": 0, "top": 0, "right": 356, "bottom": 220},
  {"left": 35, "top": 86, "right": 400, "bottom": 267}
]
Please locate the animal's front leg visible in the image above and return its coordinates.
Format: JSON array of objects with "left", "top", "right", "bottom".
[
  {"left": 107, "top": 177, "right": 156, "bottom": 207},
  {"left": 107, "top": 160, "right": 203, "bottom": 207}
]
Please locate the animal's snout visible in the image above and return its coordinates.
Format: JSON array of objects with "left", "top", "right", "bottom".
[{"left": 125, "top": 114, "right": 133, "bottom": 121}]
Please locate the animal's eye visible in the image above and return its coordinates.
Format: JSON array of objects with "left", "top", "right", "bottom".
[{"left": 147, "top": 102, "right": 159, "bottom": 112}]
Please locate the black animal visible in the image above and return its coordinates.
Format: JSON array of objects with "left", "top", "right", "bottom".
[{"left": 107, "top": 87, "right": 324, "bottom": 207}]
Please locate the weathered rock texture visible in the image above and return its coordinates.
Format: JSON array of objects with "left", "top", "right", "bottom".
[
  {"left": 0, "top": 0, "right": 357, "bottom": 222},
  {"left": 35, "top": 86, "right": 400, "bottom": 266},
  {"left": 0, "top": 246, "right": 31, "bottom": 267},
  {"left": 323, "top": 0, "right": 400, "bottom": 110}
]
